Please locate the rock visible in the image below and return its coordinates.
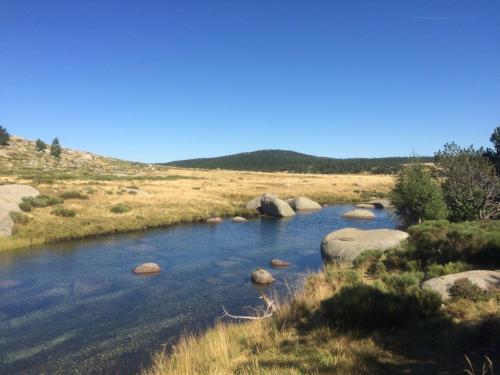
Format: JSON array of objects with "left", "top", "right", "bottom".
[
  {"left": 422, "top": 270, "right": 500, "bottom": 300},
  {"left": 321, "top": 228, "right": 409, "bottom": 264},
  {"left": 356, "top": 203, "right": 375, "bottom": 209},
  {"left": 288, "top": 197, "right": 322, "bottom": 211},
  {"left": 246, "top": 197, "right": 262, "bottom": 211},
  {"left": 133, "top": 263, "right": 161, "bottom": 274},
  {"left": 232, "top": 216, "right": 248, "bottom": 223},
  {"left": 0, "top": 184, "right": 39, "bottom": 205},
  {"left": 260, "top": 194, "right": 295, "bottom": 217},
  {"left": 366, "top": 198, "right": 393, "bottom": 209},
  {"left": 342, "top": 209, "right": 375, "bottom": 219},
  {"left": 251, "top": 268, "right": 275, "bottom": 284},
  {"left": 0, "top": 210, "right": 14, "bottom": 237},
  {"left": 206, "top": 217, "right": 223, "bottom": 224},
  {"left": 270, "top": 259, "right": 290, "bottom": 268}
]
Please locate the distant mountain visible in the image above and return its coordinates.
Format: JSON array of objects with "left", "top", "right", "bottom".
[{"left": 162, "top": 149, "right": 433, "bottom": 174}]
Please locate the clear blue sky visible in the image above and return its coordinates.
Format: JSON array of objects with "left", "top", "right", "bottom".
[{"left": 1, "top": 1, "right": 499, "bottom": 162}]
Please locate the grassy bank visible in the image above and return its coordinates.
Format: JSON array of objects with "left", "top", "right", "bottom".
[
  {"left": 1, "top": 168, "right": 393, "bottom": 251},
  {"left": 145, "top": 221, "right": 500, "bottom": 375}
]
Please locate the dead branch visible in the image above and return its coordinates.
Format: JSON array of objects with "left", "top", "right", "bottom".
[{"left": 221, "top": 293, "right": 278, "bottom": 320}]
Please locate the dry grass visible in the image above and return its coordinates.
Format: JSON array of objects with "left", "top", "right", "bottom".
[{"left": 0, "top": 167, "right": 393, "bottom": 251}]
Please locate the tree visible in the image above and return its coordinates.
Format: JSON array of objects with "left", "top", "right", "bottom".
[
  {"left": 484, "top": 126, "right": 500, "bottom": 174},
  {"left": 0, "top": 126, "right": 10, "bottom": 146},
  {"left": 435, "top": 143, "right": 500, "bottom": 221},
  {"left": 390, "top": 160, "right": 448, "bottom": 226},
  {"left": 35, "top": 139, "right": 47, "bottom": 152},
  {"left": 50, "top": 137, "right": 62, "bottom": 157}
]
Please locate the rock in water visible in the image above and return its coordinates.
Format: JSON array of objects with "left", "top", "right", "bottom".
[
  {"left": 206, "top": 217, "right": 223, "bottom": 223},
  {"left": 251, "top": 268, "right": 275, "bottom": 284},
  {"left": 366, "top": 198, "right": 393, "bottom": 209},
  {"left": 288, "top": 197, "right": 321, "bottom": 211},
  {"left": 270, "top": 259, "right": 290, "bottom": 268},
  {"left": 342, "top": 209, "right": 375, "bottom": 219},
  {"left": 422, "top": 270, "right": 500, "bottom": 300},
  {"left": 356, "top": 203, "right": 375, "bottom": 209},
  {"left": 260, "top": 194, "right": 295, "bottom": 217},
  {"left": 232, "top": 216, "right": 248, "bottom": 223},
  {"left": 133, "top": 263, "right": 161, "bottom": 274},
  {"left": 321, "top": 228, "right": 409, "bottom": 264}
]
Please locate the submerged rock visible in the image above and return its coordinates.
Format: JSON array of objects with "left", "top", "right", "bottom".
[
  {"left": 342, "top": 209, "right": 375, "bottom": 219},
  {"left": 321, "top": 228, "right": 409, "bottom": 264},
  {"left": 288, "top": 197, "right": 321, "bottom": 211},
  {"left": 422, "top": 270, "right": 500, "bottom": 300},
  {"left": 260, "top": 194, "right": 295, "bottom": 217},
  {"left": 251, "top": 268, "right": 275, "bottom": 284},
  {"left": 133, "top": 263, "right": 161, "bottom": 274},
  {"left": 270, "top": 259, "right": 290, "bottom": 268},
  {"left": 206, "top": 217, "right": 223, "bottom": 224},
  {"left": 232, "top": 216, "right": 248, "bottom": 223}
]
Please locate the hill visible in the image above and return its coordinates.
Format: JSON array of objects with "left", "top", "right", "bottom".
[{"left": 162, "top": 150, "right": 433, "bottom": 174}]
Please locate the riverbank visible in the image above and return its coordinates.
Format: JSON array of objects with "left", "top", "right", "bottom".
[{"left": 0, "top": 168, "right": 393, "bottom": 251}]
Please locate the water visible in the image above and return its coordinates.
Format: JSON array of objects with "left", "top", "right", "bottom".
[{"left": 0, "top": 204, "right": 399, "bottom": 374}]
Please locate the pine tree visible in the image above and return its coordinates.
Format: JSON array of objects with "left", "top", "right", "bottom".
[
  {"left": 50, "top": 137, "right": 62, "bottom": 157},
  {"left": 35, "top": 138, "right": 47, "bottom": 152},
  {"left": 0, "top": 126, "right": 10, "bottom": 146}
]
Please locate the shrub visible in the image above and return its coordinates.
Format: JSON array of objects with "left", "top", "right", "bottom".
[
  {"left": 51, "top": 207, "right": 77, "bottom": 217},
  {"left": 22, "top": 195, "right": 63, "bottom": 208},
  {"left": 353, "top": 249, "right": 383, "bottom": 270},
  {"left": 324, "top": 266, "right": 361, "bottom": 291},
  {"left": 425, "top": 261, "right": 472, "bottom": 280},
  {"left": 59, "top": 191, "right": 88, "bottom": 200},
  {"left": 448, "top": 278, "right": 491, "bottom": 302},
  {"left": 35, "top": 139, "right": 47, "bottom": 151},
  {"left": 391, "top": 160, "right": 447, "bottom": 225},
  {"left": 110, "top": 203, "right": 130, "bottom": 214},
  {"left": 50, "top": 137, "right": 62, "bottom": 157},
  {"left": 9, "top": 211, "right": 30, "bottom": 224},
  {"left": 381, "top": 271, "right": 424, "bottom": 294},
  {"left": 321, "top": 284, "right": 441, "bottom": 330},
  {"left": 0, "top": 126, "right": 10, "bottom": 146},
  {"left": 18, "top": 202, "right": 32, "bottom": 212}
]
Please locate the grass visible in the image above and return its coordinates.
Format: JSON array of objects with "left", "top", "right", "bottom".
[
  {"left": 0, "top": 168, "right": 393, "bottom": 251},
  {"left": 144, "top": 263, "right": 499, "bottom": 375}
]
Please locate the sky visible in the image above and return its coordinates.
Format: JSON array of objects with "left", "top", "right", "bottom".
[{"left": 1, "top": 1, "right": 499, "bottom": 163}]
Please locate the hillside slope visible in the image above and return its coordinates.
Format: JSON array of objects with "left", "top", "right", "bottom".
[{"left": 163, "top": 149, "right": 432, "bottom": 174}]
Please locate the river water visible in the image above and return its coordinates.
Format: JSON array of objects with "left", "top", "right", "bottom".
[{"left": 0, "top": 204, "right": 399, "bottom": 374}]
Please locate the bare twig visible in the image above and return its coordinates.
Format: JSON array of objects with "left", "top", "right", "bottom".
[{"left": 221, "top": 293, "right": 278, "bottom": 320}]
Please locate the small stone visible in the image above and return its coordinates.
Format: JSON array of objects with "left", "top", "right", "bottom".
[
  {"left": 206, "top": 217, "right": 223, "bottom": 223},
  {"left": 270, "top": 259, "right": 290, "bottom": 268},
  {"left": 133, "top": 263, "right": 161, "bottom": 274},
  {"left": 251, "top": 268, "right": 275, "bottom": 284}
]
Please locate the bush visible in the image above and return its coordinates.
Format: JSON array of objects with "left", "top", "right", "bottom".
[
  {"left": 321, "top": 284, "right": 441, "bottom": 330},
  {"left": 391, "top": 160, "right": 448, "bottom": 225},
  {"left": 22, "top": 195, "right": 63, "bottom": 208},
  {"left": 425, "top": 261, "right": 472, "bottom": 280},
  {"left": 18, "top": 202, "right": 32, "bottom": 212},
  {"left": 0, "top": 126, "right": 10, "bottom": 146},
  {"left": 324, "top": 266, "right": 361, "bottom": 291},
  {"left": 9, "top": 211, "right": 30, "bottom": 224},
  {"left": 35, "top": 139, "right": 47, "bottom": 151},
  {"left": 51, "top": 207, "right": 77, "bottom": 217},
  {"left": 110, "top": 203, "right": 130, "bottom": 214},
  {"left": 59, "top": 191, "right": 88, "bottom": 200},
  {"left": 381, "top": 271, "right": 424, "bottom": 294},
  {"left": 448, "top": 278, "right": 491, "bottom": 302},
  {"left": 50, "top": 137, "right": 62, "bottom": 157}
]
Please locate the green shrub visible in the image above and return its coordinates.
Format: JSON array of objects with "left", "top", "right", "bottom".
[
  {"left": 18, "top": 202, "right": 32, "bottom": 212},
  {"left": 9, "top": 211, "right": 30, "bottom": 224},
  {"left": 110, "top": 203, "right": 130, "bottom": 214},
  {"left": 22, "top": 195, "right": 63, "bottom": 208},
  {"left": 128, "top": 190, "right": 137, "bottom": 195},
  {"left": 381, "top": 271, "right": 424, "bottom": 294},
  {"left": 324, "top": 266, "right": 361, "bottom": 291},
  {"left": 59, "top": 191, "right": 88, "bottom": 200},
  {"left": 51, "top": 207, "right": 77, "bottom": 217},
  {"left": 35, "top": 139, "right": 47, "bottom": 151},
  {"left": 321, "top": 284, "right": 441, "bottom": 330},
  {"left": 353, "top": 249, "right": 384, "bottom": 270},
  {"left": 50, "top": 137, "right": 62, "bottom": 157},
  {"left": 448, "top": 278, "right": 491, "bottom": 302},
  {"left": 425, "top": 261, "right": 472, "bottom": 280},
  {"left": 0, "top": 126, "right": 10, "bottom": 146}
]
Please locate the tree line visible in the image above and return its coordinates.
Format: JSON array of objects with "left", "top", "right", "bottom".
[{"left": 0, "top": 126, "right": 62, "bottom": 157}]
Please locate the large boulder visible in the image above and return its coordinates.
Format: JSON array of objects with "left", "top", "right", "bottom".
[
  {"left": 251, "top": 268, "right": 275, "bottom": 284},
  {"left": 342, "top": 209, "right": 375, "bottom": 219},
  {"left": 246, "top": 197, "right": 263, "bottom": 211},
  {"left": 288, "top": 196, "right": 321, "bottom": 211},
  {"left": 0, "top": 185, "right": 39, "bottom": 237},
  {"left": 422, "top": 270, "right": 500, "bottom": 300},
  {"left": 260, "top": 194, "right": 295, "bottom": 217},
  {"left": 321, "top": 228, "right": 409, "bottom": 264}
]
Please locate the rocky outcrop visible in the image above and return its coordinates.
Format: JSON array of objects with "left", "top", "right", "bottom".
[
  {"left": 422, "top": 270, "right": 500, "bottom": 300},
  {"left": 0, "top": 184, "right": 39, "bottom": 237},
  {"left": 251, "top": 268, "right": 275, "bottom": 284},
  {"left": 232, "top": 216, "right": 248, "bottom": 223},
  {"left": 133, "top": 263, "right": 161, "bottom": 274},
  {"left": 270, "top": 259, "right": 290, "bottom": 268},
  {"left": 342, "top": 209, "right": 375, "bottom": 219},
  {"left": 321, "top": 228, "right": 409, "bottom": 264},
  {"left": 260, "top": 194, "right": 295, "bottom": 217},
  {"left": 206, "top": 217, "right": 223, "bottom": 224},
  {"left": 288, "top": 197, "right": 321, "bottom": 211}
]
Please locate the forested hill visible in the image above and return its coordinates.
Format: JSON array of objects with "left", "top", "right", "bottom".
[{"left": 162, "top": 150, "right": 433, "bottom": 174}]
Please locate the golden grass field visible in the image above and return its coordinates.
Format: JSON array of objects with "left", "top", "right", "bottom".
[{"left": 0, "top": 166, "right": 393, "bottom": 251}]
